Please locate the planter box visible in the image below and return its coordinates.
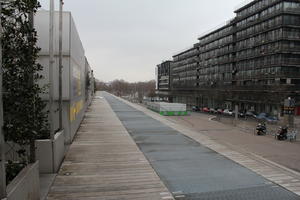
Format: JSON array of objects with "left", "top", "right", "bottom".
[
  {"left": 35, "top": 130, "right": 65, "bottom": 173},
  {"left": 147, "top": 102, "right": 188, "bottom": 116},
  {"left": 6, "top": 161, "right": 39, "bottom": 200}
]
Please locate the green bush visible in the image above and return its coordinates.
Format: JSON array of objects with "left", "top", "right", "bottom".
[
  {"left": 5, "top": 161, "right": 26, "bottom": 185},
  {"left": 2, "top": 0, "right": 49, "bottom": 167}
]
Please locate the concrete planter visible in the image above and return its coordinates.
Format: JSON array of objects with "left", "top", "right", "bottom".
[
  {"left": 6, "top": 161, "right": 40, "bottom": 200},
  {"left": 35, "top": 130, "right": 65, "bottom": 173}
]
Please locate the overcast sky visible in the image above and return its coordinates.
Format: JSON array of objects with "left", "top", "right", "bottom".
[{"left": 39, "top": 0, "right": 246, "bottom": 82}]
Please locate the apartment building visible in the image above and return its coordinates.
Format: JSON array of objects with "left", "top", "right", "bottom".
[{"left": 156, "top": 0, "right": 300, "bottom": 115}]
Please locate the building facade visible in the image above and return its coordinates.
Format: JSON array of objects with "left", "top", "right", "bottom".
[
  {"left": 157, "top": 61, "right": 172, "bottom": 91},
  {"left": 156, "top": 0, "right": 300, "bottom": 116}
]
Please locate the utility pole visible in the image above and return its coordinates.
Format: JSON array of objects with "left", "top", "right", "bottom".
[
  {"left": 28, "top": 6, "right": 35, "bottom": 164},
  {"left": 91, "top": 70, "right": 94, "bottom": 95},
  {"left": 234, "top": 104, "right": 238, "bottom": 126},
  {"left": 0, "top": 1, "right": 6, "bottom": 198},
  {"left": 58, "top": 0, "right": 63, "bottom": 130},
  {"left": 49, "top": 0, "right": 55, "bottom": 140}
]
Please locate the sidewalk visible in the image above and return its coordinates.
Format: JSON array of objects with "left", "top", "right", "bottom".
[
  {"left": 46, "top": 95, "right": 174, "bottom": 200},
  {"left": 170, "top": 113, "right": 300, "bottom": 173}
]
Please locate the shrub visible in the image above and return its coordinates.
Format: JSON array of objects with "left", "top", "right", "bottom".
[{"left": 2, "top": 0, "right": 49, "bottom": 166}]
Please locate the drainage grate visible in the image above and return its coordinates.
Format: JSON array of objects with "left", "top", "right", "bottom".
[{"left": 180, "top": 185, "right": 300, "bottom": 200}]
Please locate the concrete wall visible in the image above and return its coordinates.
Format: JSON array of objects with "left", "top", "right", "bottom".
[
  {"left": 36, "top": 11, "right": 71, "bottom": 56},
  {"left": 35, "top": 11, "right": 90, "bottom": 144},
  {"left": 6, "top": 162, "right": 40, "bottom": 200},
  {"left": 35, "top": 130, "right": 65, "bottom": 173},
  {"left": 35, "top": 11, "right": 72, "bottom": 101},
  {"left": 53, "top": 130, "right": 65, "bottom": 172}
]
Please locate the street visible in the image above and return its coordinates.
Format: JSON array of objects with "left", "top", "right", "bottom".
[{"left": 165, "top": 112, "right": 300, "bottom": 173}]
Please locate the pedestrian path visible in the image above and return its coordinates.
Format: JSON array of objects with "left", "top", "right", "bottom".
[
  {"left": 46, "top": 95, "right": 174, "bottom": 200},
  {"left": 103, "top": 92, "right": 300, "bottom": 200},
  {"left": 133, "top": 105, "right": 300, "bottom": 197}
]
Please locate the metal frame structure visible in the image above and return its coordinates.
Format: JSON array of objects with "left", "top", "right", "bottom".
[
  {"left": 49, "top": 0, "right": 55, "bottom": 140},
  {"left": 49, "top": 0, "right": 55, "bottom": 174},
  {"left": 58, "top": 0, "right": 63, "bottom": 131},
  {"left": 49, "top": 0, "right": 64, "bottom": 173},
  {"left": 0, "top": 2, "right": 6, "bottom": 198}
]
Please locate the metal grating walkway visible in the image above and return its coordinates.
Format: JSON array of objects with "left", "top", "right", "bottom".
[{"left": 103, "top": 92, "right": 300, "bottom": 200}]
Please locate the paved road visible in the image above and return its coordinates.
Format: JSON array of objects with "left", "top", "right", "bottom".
[
  {"left": 166, "top": 112, "right": 300, "bottom": 173},
  {"left": 103, "top": 93, "right": 299, "bottom": 200}
]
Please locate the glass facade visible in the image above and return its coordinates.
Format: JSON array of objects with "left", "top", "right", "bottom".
[
  {"left": 171, "top": 47, "right": 198, "bottom": 88},
  {"left": 157, "top": 61, "right": 171, "bottom": 90}
]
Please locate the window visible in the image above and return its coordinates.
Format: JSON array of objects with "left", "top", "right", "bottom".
[
  {"left": 283, "top": 2, "right": 300, "bottom": 11},
  {"left": 283, "top": 15, "right": 300, "bottom": 25}
]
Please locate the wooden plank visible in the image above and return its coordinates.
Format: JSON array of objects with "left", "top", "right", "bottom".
[{"left": 47, "top": 96, "right": 173, "bottom": 200}]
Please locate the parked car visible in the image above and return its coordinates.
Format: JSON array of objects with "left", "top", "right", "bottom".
[
  {"left": 217, "top": 108, "right": 223, "bottom": 114},
  {"left": 266, "top": 116, "right": 279, "bottom": 123},
  {"left": 202, "top": 107, "right": 210, "bottom": 112},
  {"left": 245, "top": 111, "right": 257, "bottom": 118},
  {"left": 214, "top": 108, "right": 219, "bottom": 114},
  {"left": 256, "top": 113, "right": 279, "bottom": 123},
  {"left": 223, "top": 109, "right": 233, "bottom": 116},
  {"left": 256, "top": 112, "right": 268, "bottom": 120},
  {"left": 238, "top": 111, "right": 246, "bottom": 118},
  {"left": 231, "top": 110, "right": 245, "bottom": 118},
  {"left": 192, "top": 106, "right": 200, "bottom": 112},
  {"left": 209, "top": 108, "right": 217, "bottom": 114}
]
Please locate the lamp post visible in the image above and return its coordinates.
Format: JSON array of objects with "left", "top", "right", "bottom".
[
  {"left": 58, "top": 0, "right": 63, "bottom": 130},
  {"left": 0, "top": 2, "right": 6, "bottom": 198}
]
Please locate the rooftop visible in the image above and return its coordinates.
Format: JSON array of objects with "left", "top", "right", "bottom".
[{"left": 234, "top": 0, "right": 256, "bottom": 13}]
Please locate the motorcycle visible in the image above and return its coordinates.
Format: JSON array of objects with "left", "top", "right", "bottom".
[
  {"left": 256, "top": 123, "right": 266, "bottom": 135},
  {"left": 275, "top": 126, "right": 288, "bottom": 140}
]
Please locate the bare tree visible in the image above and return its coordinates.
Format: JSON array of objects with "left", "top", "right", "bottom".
[{"left": 95, "top": 79, "right": 156, "bottom": 101}]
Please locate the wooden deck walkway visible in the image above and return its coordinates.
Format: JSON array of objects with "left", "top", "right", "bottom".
[{"left": 47, "top": 95, "right": 174, "bottom": 200}]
